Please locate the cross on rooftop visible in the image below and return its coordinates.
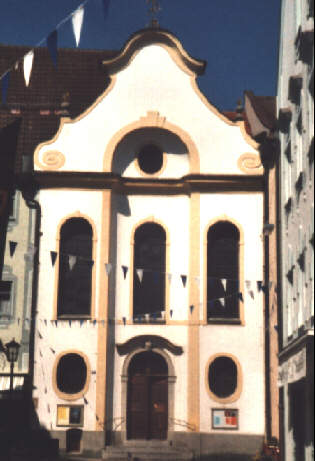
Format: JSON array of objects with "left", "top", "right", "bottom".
[{"left": 146, "top": 0, "right": 161, "bottom": 28}]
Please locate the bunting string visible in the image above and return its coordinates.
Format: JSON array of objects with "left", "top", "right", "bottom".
[
  {"left": 25, "top": 303, "right": 303, "bottom": 329},
  {"left": 5, "top": 239, "right": 272, "bottom": 286},
  {"left": 0, "top": 0, "right": 110, "bottom": 97}
]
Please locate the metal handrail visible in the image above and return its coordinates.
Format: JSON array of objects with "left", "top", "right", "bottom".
[{"left": 169, "top": 417, "right": 196, "bottom": 432}]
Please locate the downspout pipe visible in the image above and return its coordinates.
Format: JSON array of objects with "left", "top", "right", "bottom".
[
  {"left": 20, "top": 177, "right": 41, "bottom": 428},
  {"left": 264, "top": 165, "right": 272, "bottom": 443}
]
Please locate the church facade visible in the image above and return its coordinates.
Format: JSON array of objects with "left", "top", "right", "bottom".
[{"left": 32, "top": 29, "right": 266, "bottom": 459}]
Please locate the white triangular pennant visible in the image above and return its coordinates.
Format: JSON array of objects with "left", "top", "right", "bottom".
[
  {"left": 72, "top": 6, "right": 84, "bottom": 47},
  {"left": 245, "top": 280, "right": 252, "bottom": 290},
  {"left": 136, "top": 269, "right": 144, "bottom": 283},
  {"left": 23, "top": 50, "right": 34, "bottom": 87},
  {"left": 218, "top": 297, "right": 225, "bottom": 307},
  {"left": 221, "top": 278, "right": 227, "bottom": 292},
  {"left": 105, "top": 263, "right": 112, "bottom": 275},
  {"left": 69, "top": 255, "right": 77, "bottom": 271}
]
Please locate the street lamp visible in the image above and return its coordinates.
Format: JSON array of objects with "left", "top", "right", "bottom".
[{"left": 4, "top": 338, "right": 20, "bottom": 394}]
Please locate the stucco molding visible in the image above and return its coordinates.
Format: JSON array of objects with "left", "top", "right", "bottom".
[
  {"left": 103, "top": 111, "right": 200, "bottom": 174},
  {"left": 116, "top": 335, "right": 184, "bottom": 356},
  {"left": 101, "top": 28, "right": 206, "bottom": 77},
  {"left": 35, "top": 150, "right": 66, "bottom": 171},
  {"left": 237, "top": 153, "right": 263, "bottom": 175},
  {"left": 52, "top": 349, "right": 91, "bottom": 402},
  {"left": 33, "top": 78, "right": 117, "bottom": 170},
  {"left": 205, "top": 352, "right": 243, "bottom": 404}
]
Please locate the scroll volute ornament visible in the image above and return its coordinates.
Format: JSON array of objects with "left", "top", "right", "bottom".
[
  {"left": 39, "top": 150, "right": 66, "bottom": 170},
  {"left": 237, "top": 153, "right": 263, "bottom": 175}
]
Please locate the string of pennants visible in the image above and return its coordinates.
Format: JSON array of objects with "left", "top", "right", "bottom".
[
  {"left": 0, "top": 0, "right": 111, "bottom": 104},
  {"left": 7, "top": 240, "right": 274, "bottom": 291},
  {"left": 6, "top": 282, "right": 272, "bottom": 329},
  {"left": 4, "top": 239, "right": 275, "bottom": 327}
]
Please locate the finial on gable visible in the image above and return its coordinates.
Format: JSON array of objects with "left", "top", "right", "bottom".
[
  {"left": 146, "top": 0, "right": 161, "bottom": 28},
  {"left": 235, "top": 98, "right": 244, "bottom": 121}
]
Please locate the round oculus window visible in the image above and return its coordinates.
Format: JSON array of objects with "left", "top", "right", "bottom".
[
  {"left": 137, "top": 144, "right": 163, "bottom": 174},
  {"left": 56, "top": 353, "right": 87, "bottom": 395},
  {"left": 208, "top": 356, "right": 238, "bottom": 399}
]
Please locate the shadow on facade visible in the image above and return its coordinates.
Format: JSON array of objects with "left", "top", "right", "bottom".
[
  {"left": 288, "top": 378, "right": 309, "bottom": 461},
  {"left": 0, "top": 393, "right": 58, "bottom": 461}
]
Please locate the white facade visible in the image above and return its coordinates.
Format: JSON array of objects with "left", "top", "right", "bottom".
[{"left": 32, "top": 29, "right": 266, "bottom": 458}]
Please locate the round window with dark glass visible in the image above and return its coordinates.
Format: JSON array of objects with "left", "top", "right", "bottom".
[
  {"left": 57, "top": 353, "right": 87, "bottom": 394},
  {"left": 208, "top": 356, "right": 238, "bottom": 399},
  {"left": 137, "top": 144, "right": 163, "bottom": 174}
]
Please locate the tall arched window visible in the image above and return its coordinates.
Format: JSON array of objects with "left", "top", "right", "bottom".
[
  {"left": 57, "top": 218, "right": 93, "bottom": 318},
  {"left": 207, "top": 221, "right": 240, "bottom": 320},
  {"left": 133, "top": 223, "right": 166, "bottom": 320}
]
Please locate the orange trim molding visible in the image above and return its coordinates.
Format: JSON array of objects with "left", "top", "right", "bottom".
[
  {"left": 53, "top": 211, "right": 98, "bottom": 321},
  {"left": 103, "top": 111, "right": 200, "bottom": 174},
  {"left": 205, "top": 353, "right": 243, "bottom": 404},
  {"left": 52, "top": 350, "right": 91, "bottom": 401}
]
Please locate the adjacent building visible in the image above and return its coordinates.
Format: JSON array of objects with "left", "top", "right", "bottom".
[
  {"left": 277, "top": 0, "right": 314, "bottom": 460},
  {"left": 244, "top": 90, "right": 280, "bottom": 452}
]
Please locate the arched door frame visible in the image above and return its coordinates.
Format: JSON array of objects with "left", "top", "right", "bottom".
[{"left": 121, "top": 347, "right": 176, "bottom": 442}]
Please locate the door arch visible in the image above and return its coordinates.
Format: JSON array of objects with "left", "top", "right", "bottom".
[{"left": 127, "top": 351, "right": 169, "bottom": 440}]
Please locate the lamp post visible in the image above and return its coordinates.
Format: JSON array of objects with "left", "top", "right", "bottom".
[{"left": 4, "top": 338, "right": 20, "bottom": 395}]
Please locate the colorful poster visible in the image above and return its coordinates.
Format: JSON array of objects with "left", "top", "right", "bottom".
[
  {"left": 57, "top": 406, "right": 69, "bottom": 426},
  {"left": 212, "top": 409, "right": 238, "bottom": 430}
]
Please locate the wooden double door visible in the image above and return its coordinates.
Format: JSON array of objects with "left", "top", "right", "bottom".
[{"left": 127, "top": 351, "right": 168, "bottom": 440}]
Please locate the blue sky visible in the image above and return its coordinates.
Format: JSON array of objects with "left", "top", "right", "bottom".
[{"left": 0, "top": 0, "right": 281, "bottom": 110}]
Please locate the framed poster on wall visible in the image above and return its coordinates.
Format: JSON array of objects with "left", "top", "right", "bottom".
[
  {"left": 212, "top": 409, "right": 238, "bottom": 430},
  {"left": 57, "top": 405, "right": 84, "bottom": 427}
]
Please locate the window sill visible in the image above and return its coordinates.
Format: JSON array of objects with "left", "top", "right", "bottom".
[
  {"left": 56, "top": 315, "right": 91, "bottom": 320},
  {"left": 207, "top": 318, "right": 242, "bottom": 325},
  {"left": 133, "top": 318, "right": 166, "bottom": 325}
]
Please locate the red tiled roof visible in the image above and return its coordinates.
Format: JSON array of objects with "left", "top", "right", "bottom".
[
  {"left": 0, "top": 45, "right": 117, "bottom": 172},
  {"left": 244, "top": 91, "right": 277, "bottom": 131},
  {"left": 222, "top": 111, "right": 252, "bottom": 135}
]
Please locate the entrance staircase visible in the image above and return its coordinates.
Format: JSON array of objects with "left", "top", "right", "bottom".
[{"left": 102, "top": 442, "right": 194, "bottom": 461}]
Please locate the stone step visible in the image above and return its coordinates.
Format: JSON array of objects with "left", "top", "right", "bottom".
[{"left": 102, "top": 446, "right": 194, "bottom": 461}]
